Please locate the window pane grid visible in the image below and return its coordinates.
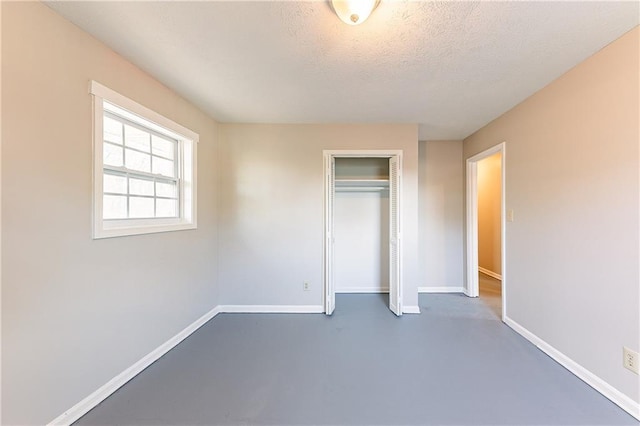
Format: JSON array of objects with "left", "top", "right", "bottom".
[
  {"left": 104, "top": 111, "right": 178, "bottom": 159},
  {"left": 103, "top": 173, "right": 180, "bottom": 220},
  {"left": 115, "top": 142, "right": 176, "bottom": 160},
  {"left": 103, "top": 108, "right": 180, "bottom": 221},
  {"left": 105, "top": 111, "right": 179, "bottom": 178},
  {"left": 110, "top": 136, "right": 175, "bottom": 162}
]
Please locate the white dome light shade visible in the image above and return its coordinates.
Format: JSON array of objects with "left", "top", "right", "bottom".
[{"left": 331, "top": 0, "right": 380, "bottom": 25}]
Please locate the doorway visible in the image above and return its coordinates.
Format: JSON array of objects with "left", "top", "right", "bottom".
[
  {"left": 477, "top": 152, "right": 503, "bottom": 318},
  {"left": 465, "top": 143, "right": 506, "bottom": 320},
  {"left": 323, "top": 150, "right": 403, "bottom": 316}
]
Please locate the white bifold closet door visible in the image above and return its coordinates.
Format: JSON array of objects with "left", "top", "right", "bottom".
[
  {"left": 324, "top": 155, "right": 336, "bottom": 315},
  {"left": 388, "top": 155, "right": 402, "bottom": 316}
]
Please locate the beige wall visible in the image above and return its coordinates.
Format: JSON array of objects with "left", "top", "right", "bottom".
[
  {"left": 217, "top": 124, "right": 420, "bottom": 309},
  {"left": 418, "top": 140, "right": 464, "bottom": 289},
  {"left": 464, "top": 27, "right": 639, "bottom": 405},
  {"left": 2, "top": 3, "right": 219, "bottom": 424},
  {"left": 477, "top": 152, "right": 501, "bottom": 275}
]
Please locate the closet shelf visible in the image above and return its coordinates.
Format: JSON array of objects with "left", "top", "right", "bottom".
[{"left": 335, "top": 178, "right": 389, "bottom": 192}]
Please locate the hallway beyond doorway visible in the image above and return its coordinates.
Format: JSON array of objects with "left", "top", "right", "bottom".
[{"left": 479, "top": 271, "right": 502, "bottom": 319}]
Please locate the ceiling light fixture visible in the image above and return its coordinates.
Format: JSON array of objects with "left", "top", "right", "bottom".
[{"left": 331, "top": 0, "right": 380, "bottom": 26}]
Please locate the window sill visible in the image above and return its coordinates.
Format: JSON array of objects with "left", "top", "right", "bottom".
[{"left": 93, "top": 220, "right": 197, "bottom": 239}]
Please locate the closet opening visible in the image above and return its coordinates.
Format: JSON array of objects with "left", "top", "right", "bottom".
[
  {"left": 334, "top": 158, "right": 389, "bottom": 294},
  {"left": 323, "top": 150, "right": 403, "bottom": 316}
]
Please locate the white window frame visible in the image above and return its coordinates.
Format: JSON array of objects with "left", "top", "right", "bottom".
[{"left": 90, "top": 80, "right": 198, "bottom": 239}]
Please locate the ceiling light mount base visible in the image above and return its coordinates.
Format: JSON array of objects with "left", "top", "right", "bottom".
[{"left": 331, "top": 0, "right": 380, "bottom": 26}]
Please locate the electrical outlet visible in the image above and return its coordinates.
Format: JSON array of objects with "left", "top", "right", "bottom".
[
  {"left": 303, "top": 282, "right": 310, "bottom": 291},
  {"left": 623, "top": 347, "right": 639, "bottom": 374}
]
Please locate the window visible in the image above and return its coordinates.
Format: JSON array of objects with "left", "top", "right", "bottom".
[{"left": 90, "top": 81, "right": 198, "bottom": 238}]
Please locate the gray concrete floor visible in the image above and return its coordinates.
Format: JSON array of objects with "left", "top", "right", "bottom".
[{"left": 76, "top": 293, "right": 637, "bottom": 425}]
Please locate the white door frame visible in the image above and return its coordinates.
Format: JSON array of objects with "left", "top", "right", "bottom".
[
  {"left": 465, "top": 142, "right": 506, "bottom": 319},
  {"left": 323, "top": 150, "right": 403, "bottom": 316}
]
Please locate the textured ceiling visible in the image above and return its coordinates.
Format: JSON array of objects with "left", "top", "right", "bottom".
[{"left": 46, "top": 1, "right": 639, "bottom": 140}]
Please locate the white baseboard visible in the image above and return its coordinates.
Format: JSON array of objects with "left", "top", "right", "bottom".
[
  {"left": 418, "top": 286, "right": 464, "bottom": 293},
  {"left": 402, "top": 305, "right": 421, "bottom": 314},
  {"left": 218, "top": 305, "right": 324, "bottom": 314},
  {"left": 48, "top": 306, "right": 222, "bottom": 426},
  {"left": 478, "top": 267, "right": 502, "bottom": 281},
  {"left": 47, "top": 303, "right": 323, "bottom": 424},
  {"left": 504, "top": 316, "right": 640, "bottom": 421},
  {"left": 336, "top": 287, "right": 389, "bottom": 293}
]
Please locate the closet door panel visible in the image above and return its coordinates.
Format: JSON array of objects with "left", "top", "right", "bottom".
[
  {"left": 389, "top": 156, "right": 402, "bottom": 316},
  {"left": 325, "top": 155, "right": 335, "bottom": 315}
]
